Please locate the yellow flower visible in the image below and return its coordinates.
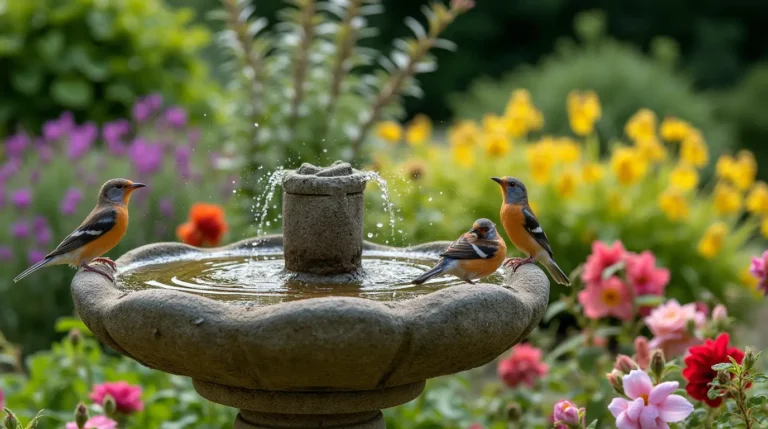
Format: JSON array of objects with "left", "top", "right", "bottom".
[
  {"left": 747, "top": 182, "right": 768, "bottom": 217},
  {"left": 669, "top": 163, "right": 699, "bottom": 191},
  {"left": 554, "top": 138, "right": 581, "bottom": 164},
  {"left": 527, "top": 142, "right": 556, "bottom": 184},
  {"left": 405, "top": 114, "right": 432, "bottom": 146},
  {"left": 658, "top": 188, "right": 690, "bottom": 221},
  {"left": 713, "top": 182, "right": 743, "bottom": 215},
  {"left": 482, "top": 114, "right": 506, "bottom": 134},
  {"left": 733, "top": 150, "right": 757, "bottom": 191},
  {"left": 660, "top": 116, "right": 693, "bottom": 142},
  {"left": 635, "top": 137, "right": 668, "bottom": 163},
  {"left": 483, "top": 131, "right": 512, "bottom": 158},
  {"left": 448, "top": 121, "right": 480, "bottom": 147},
  {"left": 452, "top": 143, "right": 475, "bottom": 168},
  {"left": 556, "top": 170, "right": 578, "bottom": 198},
  {"left": 581, "top": 163, "right": 604, "bottom": 183},
  {"left": 611, "top": 146, "right": 648, "bottom": 186},
  {"left": 697, "top": 222, "right": 728, "bottom": 259},
  {"left": 680, "top": 131, "right": 708, "bottom": 168},
  {"left": 374, "top": 121, "right": 402, "bottom": 143},
  {"left": 567, "top": 90, "right": 601, "bottom": 136},
  {"left": 503, "top": 89, "right": 544, "bottom": 137},
  {"left": 762, "top": 218, "right": 768, "bottom": 239},
  {"left": 625, "top": 108, "right": 657, "bottom": 142},
  {"left": 716, "top": 155, "right": 737, "bottom": 181},
  {"left": 608, "top": 191, "right": 627, "bottom": 215}
]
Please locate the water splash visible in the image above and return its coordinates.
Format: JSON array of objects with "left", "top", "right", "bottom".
[
  {"left": 253, "top": 167, "right": 286, "bottom": 237},
  {"left": 363, "top": 172, "right": 397, "bottom": 244}
]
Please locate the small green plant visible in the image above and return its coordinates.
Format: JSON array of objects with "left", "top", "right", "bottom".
[{"left": 708, "top": 348, "right": 768, "bottom": 428}]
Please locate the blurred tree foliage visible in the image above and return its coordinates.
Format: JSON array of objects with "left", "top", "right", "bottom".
[
  {"left": 449, "top": 11, "right": 735, "bottom": 157},
  {"left": 0, "top": 0, "right": 219, "bottom": 134}
]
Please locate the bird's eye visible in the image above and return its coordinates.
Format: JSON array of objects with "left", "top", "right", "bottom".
[
  {"left": 509, "top": 183, "right": 516, "bottom": 188},
  {"left": 116, "top": 184, "right": 123, "bottom": 189}
]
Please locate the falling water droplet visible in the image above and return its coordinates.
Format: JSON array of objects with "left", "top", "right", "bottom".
[
  {"left": 254, "top": 123, "right": 259, "bottom": 127},
  {"left": 376, "top": 223, "right": 383, "bottom": 228},
  {"left": 367, "top": 233, "right": 373, "bottom": 238},
  {"left": 428, "top": 197, "right": 433, "bottom": 202}
]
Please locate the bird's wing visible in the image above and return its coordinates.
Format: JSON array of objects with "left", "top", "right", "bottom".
[
  {"left": 522, "top": 205, "right": 554, "bottom": 257},
  {"left": 46, "top": 207, "right": 118, "bottom": 258},
  {"left": 440, "top": 233, "right": 500, "bottom": 260}
]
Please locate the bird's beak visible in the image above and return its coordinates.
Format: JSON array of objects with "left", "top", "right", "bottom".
[
  {"left": 129, "top": 183, "right": 147, "bottom": 189},
  {"left": 491, "top": 177, "right": 503, "bottom": 186}
]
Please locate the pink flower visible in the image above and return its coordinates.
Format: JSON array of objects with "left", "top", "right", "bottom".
[
  {"left": 89, "top": 381, "right": 143, "bottom": 414},
  {"left": 0, "top": 387, "right": 4, "bottom": 409},
  {"left": 66, "top": 415, "right": 117, "bottom": 429},
  {"left": 578, "top": 276, "right": 634, "bottom": 320},
  {"left": 712, "top": 304, "right": 728, "bottom": 321},
  {"left": 633, "top": 336, "right": 651, "bottom": 370},
  {"left": 553, "top": 400, "right": 583, "bottom": 428},
  {"left": 468, "top": 425, "right": 483, "bottom": 429},
  {"left": 625, "top": 251, "right": 670, "bottom": 296},
  {"left": 582, "top": 241, "right": 627, "bottom": 286},
  {"left": 608, "top": 370, "right": 693, "bottom": 429},
  {"left": 497, "top": 343, "right": 549, "bottom": 388},
  {"left": 644, "top": 300, "right": 706, "bottom": 358},
  {"left": 750, "top": 250, "right": 768, "bottom": 295}
]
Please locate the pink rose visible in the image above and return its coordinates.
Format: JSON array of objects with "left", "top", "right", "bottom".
[
  {"left": 625, "top": 251, "right": 670, "bottom": 296},
  {"left": 497, "top": 343, "right": 548, "bottom": 388},
  {"left": 89, "top": 381, "right": 143, "bottom": 414},
  {"left": 644, "top": 300, "right": 706, "bottom": 357},
  {"left": 553, "top": 400, "right": 583, "bottom": 428},
  {"left": 582, "top": 241, "right": 627, "bottom": 287},
  {"left": 578, "top": 276, "right": 634, "bottom": 321}
]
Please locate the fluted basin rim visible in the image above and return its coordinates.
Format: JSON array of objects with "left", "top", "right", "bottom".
[{"left": 71, "top": 235, "right": 550, "bottom": 391}]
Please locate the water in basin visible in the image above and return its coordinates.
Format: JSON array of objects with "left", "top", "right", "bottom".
[{"left": 116, "top": 249, "right": 505, "bottom": 306}]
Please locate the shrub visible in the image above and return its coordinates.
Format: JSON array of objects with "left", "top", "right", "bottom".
[
  {"left": 448, "top": 11, "right": 735, "bottom": 158},
  {"left": 367, "top": 89, "right": 764, "bottom": 312},
  {"left": 0, "top": 97, "right": 233, "bottom": 353},
  {"left": 0, "top": 0, "right": 218, "bottom": 134}
]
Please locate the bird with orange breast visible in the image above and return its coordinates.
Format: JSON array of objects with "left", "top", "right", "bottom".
[
  {"left": 412, "top": 218, "right": 507, "bottom": 285},
  {"left": 491, "top": 176, "right": 570, "bottom": 286},
  {"left": 14, "top": 178, "right": 147, "bottom": 283}
]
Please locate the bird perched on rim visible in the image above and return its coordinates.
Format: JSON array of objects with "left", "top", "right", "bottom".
[
  {"left": 412, "top": 218, "right": 507, "bottom": 285},
  {"left": 14, "top": 179, "right": 147, "bottom": 283},
  {"left": 491, "top": 176, "right": 570, "bottom": 286}
]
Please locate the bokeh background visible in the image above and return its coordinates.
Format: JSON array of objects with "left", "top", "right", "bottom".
[{"left": 3, "top": 0, "right": 768, "bottom": 427}]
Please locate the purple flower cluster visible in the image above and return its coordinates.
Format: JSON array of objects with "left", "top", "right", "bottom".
[
  {"left": 11, "top": 189, "right": 31, "bottom": 210},
  {"left": 60, "top": 188, "right": 83, "bottom": 215},
  {"left": 133, "top": 94, "right": 164, "bottom": 122}
]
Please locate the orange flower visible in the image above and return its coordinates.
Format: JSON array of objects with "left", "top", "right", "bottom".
[{"left": 177, "top": 203, "right": 228, "bottom": 247}]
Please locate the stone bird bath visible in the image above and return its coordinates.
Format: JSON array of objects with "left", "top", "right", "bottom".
[{"left": 71, "top": 162, "right": 550, "bottom": 429}]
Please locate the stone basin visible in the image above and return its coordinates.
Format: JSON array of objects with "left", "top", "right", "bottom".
[{"left": 70, "top": 162, "right": 550, "bottom": 429}]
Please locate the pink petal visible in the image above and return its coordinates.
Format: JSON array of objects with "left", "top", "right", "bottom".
[
  {"left": 626, "top": 398, "right": 645, "bottom": 421},
  {"left": 616, "top": 412, "right": 641, "bottom": 429},
  {"left": 608, "top": 398, "right": 630, "bottom": 417},
  {"left": 658, "top": 395, "right": 694, "bottom": 422},
  {"left": 649, "top": 381, "right": 679, "bottom": 405},
  {"left": 639, "top": 406, "right": 660, "bottom": 429},
  {"left": 623, "top": 370, "right": 653, "bottom": 399}
]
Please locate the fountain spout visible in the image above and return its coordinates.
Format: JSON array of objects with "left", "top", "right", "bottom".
[{"left": 282, "top": 161, "right": 369, "bottom": 275}]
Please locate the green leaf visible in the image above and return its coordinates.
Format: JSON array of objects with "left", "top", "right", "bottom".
[
  {"left": 11, "top": 67, "right": 43, "bottom": 95},
  {"left": 50, "top": 76, "right": 93, "bottom": 107},
  {"left": 601, "top": 260, "right": 625, "bottom": 280},
  {"left": 635, "top": 294, "right": 665, "bottom": 307},
  {"left": 717, "top": 412, "right": 734, "bottom": 424},
  {"left": 86, "top": 9, "right": 115, "bottom": 40},
  {"left": 748, "top": 394, "right": 768, "bottom": 408},
  {"left": 711, "top": 363, "right": 734, "bottom": 372},
  {"left": 585, "top": 420, "right": 598, "bottom": 429},
  {"left": 0, "top": 36, "right": 23, "bottom": 56},
  {"left": 752, "top": 373, "right": 768, "bottom": 383},
  {"left": 543, "top": 300, "right": 567, "bottom": 322},
  {"left": 36, "top": 31, "right": 65, "bottom": 62},
  {"left": 105, "top": 82, "right": 135, "bottom": 103},
  {"left": 54, "top": 317, "right": 91, "bottom": 335}
]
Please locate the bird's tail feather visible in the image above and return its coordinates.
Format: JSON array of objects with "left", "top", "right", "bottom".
[
  {"left": 542, "top": 257, "right": 570, "bottom": 286},
  {"left": 412, "top": 260, "right": 448, "bottom": 285},
  {"left": 14, "top": 257, "right": 52, "bottom": 283}
]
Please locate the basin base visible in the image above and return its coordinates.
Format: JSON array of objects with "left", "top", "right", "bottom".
[{"left": 235, "top": 410, "right": 384, "bottom": 429}]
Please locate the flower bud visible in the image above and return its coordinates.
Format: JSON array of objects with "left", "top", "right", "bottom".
[
  {"left": 744, "top": 347, "right": 757, "bottom": 371},
  {"left": 103, "top": 394, "right": 116, "bottom": 417},
  {"left": 3, "top": 411, "right": 20, "bottom": 429},
  {"left": 75, "top": 403, "right": 89, "bottom": 429},
  {"left": 614, "top": 355, "right": 638, "bottom": 374},
  {"left": 712, "top": 304, "right": 728, "bottom": 322},
  {"left": 633, "top": 336, "right": 651, "bottom": 370},
  {"left": 607, "top": 370, "right": 625, "bottom": 396},
  {"left": 68, "top": 329, "right": 82, "bottom": 347},
  {"left": 651, "top": 349, "right": 666, "bottom": 381},
  {"left": 506, "top": 403, "right": 522, "bottom": 422},
  {"left": 717, "top": 369, "right": 730, "bottom": 386}
]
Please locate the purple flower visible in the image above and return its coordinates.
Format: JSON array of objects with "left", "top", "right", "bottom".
[
  {"left": 188, "top": 128, "right": 200, "bottom": 148},
  {"left": 159, "top": 198, "right": 174, "bottom": 218},
  {"left": 175, "top": 145, "right": 192, "bottom": 178},
  {"left": 164, "top": 106, "right": 187, "bottom": 129},
  {"left": 129, "top": 138, "right": 164, "bottom": 175},
  {"left": 11, "top": 189, "right": 32, "bottom": 210},
  {"left": 11, "top": 221, "right": 30, "bottom": 239},
  {"left": 67, "top": 122, "right": 98, "bottom": 160},
  {"left": 0, "top": 246, "right": 12, "bottom": 262},
  {"left": 30, "top": 169, "right": 40, "bottom": 184},
  {"left": 36, "top": 142, "right": 53, "bottom": 164},
  {"left": 6, "top": 132, "right": 29, "bottom": 158},
  {"left": 43, "top": 112, "right": 74, "bottom": 141},
  {"left": 60, "top": 187, "right": 83, "bottom": 215},
  {"left": 103, "top": 120, "right": 131, "bottom": 155},
  {"left": 33, "top": 217, "right": 52, "bottom": 246},
  {"left": 132, "top": 100, "right": 152, "bottom": 122},
  {"left": 146, "top": 94, "right": 163, "bottom": 110},
  {"left": 28, "top": 249, "right": 46, "bottom": 265},
  {"left": 0, "top": 160, "right": 20, "bottom": 183}
]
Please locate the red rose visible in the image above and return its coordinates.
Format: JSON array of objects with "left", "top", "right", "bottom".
[{"left": 682, "top": 333, "right": 745, "bottom": 407}]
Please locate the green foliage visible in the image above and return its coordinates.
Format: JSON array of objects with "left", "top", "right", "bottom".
[
  {"left": 0, "top": 319, "right": 235, "bottom": 429},
  {"left": 449, "top": 11, "right": 735, "bottom": 157},
  {"left": 706, "top": 348, "right": 768, "bottom": 428},
  {"left": 0, "top": 0, "right": 218, "bottom": 133}
]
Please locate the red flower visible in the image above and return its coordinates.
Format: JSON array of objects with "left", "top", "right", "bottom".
[
  {"left": 176, "top": 203, "right": 228, "bottom": 247},
  {"left": 497, "top": 343, "right": 549, "bottom": 388},
  {"left": 89, "top": 381, "right": 144, "bottom": 414},
  {"left": 682, "top": 333, "right": 745, "bottom": 407}
]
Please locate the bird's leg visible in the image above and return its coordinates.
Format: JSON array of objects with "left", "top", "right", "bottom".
[
  {"left": 465, "top": 279, "right": 476, "bottom": 285},
  {"left": 93, "top": 257, "right": 117, "bottom": 271},
  {"left": 81, "top": 262, "right": 115, "bottom": 282},
  {"left": 503, "top": 257, "right": 535, "bottom": 273}
]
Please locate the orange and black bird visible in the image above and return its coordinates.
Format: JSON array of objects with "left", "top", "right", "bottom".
[
  {"left": 412, "top": 218, "right": 507, "bottom": 285},
  {"left": 14, "top": 178, "right": 147, "bottom": 283},
  {"left": 491, "top": 176, "right": 570, "bottom": 286}
]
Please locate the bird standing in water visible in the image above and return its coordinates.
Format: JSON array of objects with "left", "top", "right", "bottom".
[
  {"left": 491, "top": 176, "right": 570, "bottom": 286},
  {"left": 14, "top": 178, "right": 147, "bottom": 283},
  {"left": 412, "top": 218, "right": 507, "bottom": 285}
]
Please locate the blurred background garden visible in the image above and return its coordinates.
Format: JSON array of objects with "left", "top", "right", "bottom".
[{"left": 3, "top": 0, "right": 768, "bottom": 427}]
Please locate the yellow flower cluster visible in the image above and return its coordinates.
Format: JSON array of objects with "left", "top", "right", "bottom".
[
  {"left": 374, "top": 114, "right": 433, "bottom": 146},
  {"left": 697, "top": 222, "right": 728, "bottom": 260},
  {"left": 567, "top": 90, "right": 601, "bottom": 136}
]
